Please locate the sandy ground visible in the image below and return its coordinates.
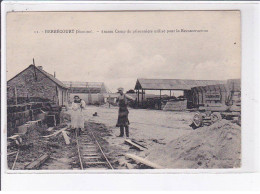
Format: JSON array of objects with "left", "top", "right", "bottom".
[
  {"left": 71, "top": 105, "right": 241, "bottom": 169},
  {"left": 8, "top": 105, "right": 241, "bottom": 170},
  {"left": 69, "top": 105, "right": 196, "bottom": 168}
]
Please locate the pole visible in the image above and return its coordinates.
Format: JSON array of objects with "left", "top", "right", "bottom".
[
  {"left": 14, "top": 86, "right": 18, "bottom": 105},
  {"left": 160, "top": 90, "right": 161, "bottom": 110},
  {"left": 142, "top": 89, "right": 144, "bottom": 107},
  {"left": 137, "top": 89, "right": 140, "bottom": 107}
]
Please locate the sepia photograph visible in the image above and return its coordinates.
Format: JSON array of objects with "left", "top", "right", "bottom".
[{"left": 5, "top": 11, "right": 241, "bottom": 171}]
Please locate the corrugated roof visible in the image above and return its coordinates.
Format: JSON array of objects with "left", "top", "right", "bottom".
[
  {"left": 63, "top": 81, "right": 104, "bottom": 88},
  {"left": 135, "top": 78, "right": 226, "bottom": 90},
  {"left": 63, "top": 81, "right": 107, "bottom": 93}
]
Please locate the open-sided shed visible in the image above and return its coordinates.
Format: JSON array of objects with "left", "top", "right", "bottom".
[{"left": 134, "top": 78, "right": 225, "bottom": 108}]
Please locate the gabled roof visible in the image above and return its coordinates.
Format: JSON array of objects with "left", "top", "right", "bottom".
[
  {"left": 63, "top": 81, "right": 108, "bottom": 93},
  {"left": 135, "top": 78, "right": 226, "bottom": 90},
  {"left": 8, "top": 65, "right": 68, "bottom": 89}
]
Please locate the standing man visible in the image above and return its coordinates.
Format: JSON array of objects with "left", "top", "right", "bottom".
[
  {"left": 71, "top": 95, "right": 86, "bottom": 135},
  {"left": 116, "top": 88, "right": 130, "bottom": 138}
]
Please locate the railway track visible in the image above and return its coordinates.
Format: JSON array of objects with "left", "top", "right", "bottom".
[{"left": 74, "top": 129, "right": 114, "bottom": 170}]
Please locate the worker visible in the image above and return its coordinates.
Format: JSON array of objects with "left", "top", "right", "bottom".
[
  {"left": 71, "top": 95, "right": 86, "bottom": 135},
  {"left": 116, "top": 87, "right": 130, "bottom": 138}
]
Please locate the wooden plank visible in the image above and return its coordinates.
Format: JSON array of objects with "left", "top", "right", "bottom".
[
  {"left": 83, "top": 154, "right": 98, "bottom": 157},
  {"left": 131, "top": 140, "right": 147, "bottom": 149},
  {"left": 7, "top": 151, "right": 17, "bottom": 156},
  {"left": 25, "top": 154, "right": 49, "bottom": 170},
  {"left": 83, "top": 156, "right": 101, "bottom": 159},
  {"left": 87, "top": 168, "right": 107, "bottom": 170},
  {"left": 86, "top": 145, "right": 96, "bottom": 148},
  {"left": 8, "top": 134, "right": 20, "bottom": 140},
  {"left": 11, "top": 150, "right": 19, "bottom": 170},
  {"left": 47, "top": 127, "right": 54, "bottom": 132},
  {"left": 125, "top": 153, "right": 163, "bottom": 169},
  {"left": 62, "top": 131, "right": 70, "bottom": 145},
  {"left": 42, "top": 127, "right": 68, "bottom": 138},
  {"left": 124, "top": 139, "right": 145, "bottom": 151},
  {"left": 85, "top": 162, "right": 107, "bottom": 165}
]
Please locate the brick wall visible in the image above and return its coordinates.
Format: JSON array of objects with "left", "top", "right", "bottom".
[{"left": 7, "top": 66, "right": 60, "bottom": 104}]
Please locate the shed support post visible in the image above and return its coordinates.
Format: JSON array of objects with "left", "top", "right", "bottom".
[
  {"left": 137, "top": 89, "right": 140, "bottom": 107},
  {"left": 142, "top": 89, "right": 144, "bottom": 107},
  {"left": 159, "top": 90, "right": 162, "bottom": 110}
]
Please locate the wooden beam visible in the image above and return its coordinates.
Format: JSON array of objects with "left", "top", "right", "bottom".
[
  {"left": 62, "top": 131, "right": 70, "bottom": 145},
  {"left": 137, "top": 89, "right": 140, "bottom": 105},
  {"left": 11, "top": 150, "right": 19, "bottom": 170},
  {"left": 7, "top": 151, "right": 18, "bottom": 156},
  {"left": 47, "top": 127, "right": 54, "bottom": 132},
  {"left": 141, "top": 89, "right": 144, "bottom": 107},
  {"left": 125, "top": 153, "right": 163, "bottom": 169},
  {"left": 25, "top": 154, "right": 49, "bottom": 170},
  {"left": 42, "top": 127, "right": 68, "bottom": 138},
  {"left": 160, "top": 90, "right": 162, "bottom": 110},
  {"left": 124, "top": 139, "right": 145, "bottom": 151},
  {"left": 85, "top": 162, "right": 107, "bottom": 165}
]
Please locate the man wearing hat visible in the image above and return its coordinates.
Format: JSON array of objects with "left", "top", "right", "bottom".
[{"left": 116, "top": 87, "right": 130, "bottom": 138}]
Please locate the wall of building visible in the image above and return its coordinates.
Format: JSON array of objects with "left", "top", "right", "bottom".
[
  {"left": 7, "top": 66, "right": 67, "bottom": 106},
  {"left": 57, "top": 86, "right": 68, "bottom": 106},
  {"left": 68, "top": 93, "right": 105, "bottom": 104}
]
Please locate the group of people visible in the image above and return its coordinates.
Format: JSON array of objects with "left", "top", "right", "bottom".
[{"left": 70, "top": 87, "right": 130, "bottom": 138}]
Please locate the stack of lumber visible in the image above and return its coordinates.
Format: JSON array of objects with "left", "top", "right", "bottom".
[{"left": 163, "top": 100, "right": 187, "bottom": 111}]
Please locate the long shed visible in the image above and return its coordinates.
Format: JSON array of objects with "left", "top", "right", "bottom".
[{"left": 63, "top": 81, "right": 108, "bottom": 104}]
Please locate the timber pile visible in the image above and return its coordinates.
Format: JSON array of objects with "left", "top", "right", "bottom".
[{"left": 163, "top": 100, "right": 187, "bottom": 111}]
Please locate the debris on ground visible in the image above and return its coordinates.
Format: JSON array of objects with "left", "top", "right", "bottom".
[{"left": 146, "top": 120, "right": 241, "bottom": 169}]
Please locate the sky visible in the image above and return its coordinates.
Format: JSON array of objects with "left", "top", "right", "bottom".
[{"left": 6, "top": 11, "right": 240, "bottom": 93}]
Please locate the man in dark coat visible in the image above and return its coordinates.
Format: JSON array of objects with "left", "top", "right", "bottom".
[{"left": 116, "top": 87, "right": 130, "bottom": 138}]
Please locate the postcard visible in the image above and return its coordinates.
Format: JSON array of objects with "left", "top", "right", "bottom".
[{"left": 5, "top": 10, "right": 241, "bottom": 171}]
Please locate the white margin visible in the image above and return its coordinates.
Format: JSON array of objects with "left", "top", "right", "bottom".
[{"left": 1, "top": 1, "right": 260, "bottom": 190}]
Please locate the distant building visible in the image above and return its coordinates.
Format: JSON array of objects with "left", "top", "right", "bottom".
[
  {"left": 190, "top": 79, "right": 241, "bottom": 108},
  {"left": 103, "top": 93, "right": 118, "bottom": 104},
  {"left": 63, "top": 81, "right": 108, "bottom": 104},
  {"left": 7, "top": 65, "right": 69, "bottom": 106}
]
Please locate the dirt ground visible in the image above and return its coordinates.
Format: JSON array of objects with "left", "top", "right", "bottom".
[{"left": 7, "top": 105, "right": 241, "bottom": 170}]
